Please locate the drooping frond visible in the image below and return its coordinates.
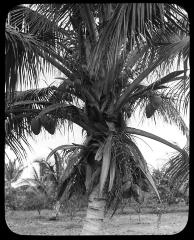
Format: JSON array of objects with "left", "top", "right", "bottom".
[
  {"left": 5, "top": 131, "right": 32, "bottom": 163},
  {"left": 5, "top": 85, "right": 93, "bottom": 159},
  {"left": 164, "top": 141, "right": 189, "bottom": 194},
  {"left": 34, "top": 151, "right": 68, "bottom": 187},
  {"left": 54, "top": 147, "right": 86, "bottom": 201},
  {"left": 126, "top": 127, "right": 187, "bottom": 157},
  {"left": 115, "top": 35, "right": 189, "bottom": 112},
  {"left": 5, "top": 4, "right": 80, "bottom": 94},
  {"left": 20, "top": 166, "right": 49, "bottom": 197},
  {"left": 104, "top": 133, "right": 159, "bottom": 216},
  {"left": 164, "top": 76, "right": 190, "bottom": 115},
  {"left": 5, "top": 25, "right": 41, "bottom": 94},
  {"left": 156, "top": 96, "right": 189, "bottom": 137},
  {"left": 87, "top": 3, "right": 189, "bottom": 77}
]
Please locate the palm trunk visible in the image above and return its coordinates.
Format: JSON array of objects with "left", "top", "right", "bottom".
[
  {"left": 81, "top": 184, "right": 106, "bottom": 235},
  {"left": 54, "top": 200, "right": 61, "bottom": 218}
]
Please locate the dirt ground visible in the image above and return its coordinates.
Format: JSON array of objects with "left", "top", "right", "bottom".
[{"left": 5, "top": 207, "right": 188, "bottom": 235}]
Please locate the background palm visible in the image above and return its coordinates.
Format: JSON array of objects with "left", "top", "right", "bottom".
[
  {"left": 34, "top": 151, "right": 68, "bottom": 197},
  {"left": 5, "top": 3, "right": 189, "bottom": 234},
  {"left": 5, "top": 158, "right": 25, "bottom": 185}
]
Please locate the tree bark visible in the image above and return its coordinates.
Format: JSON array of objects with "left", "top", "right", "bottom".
[
  {"left": 54, "top": 200, "right": 61, "bottom": 218},
  {"left": 81, "top": 184, "right": 106, "bottom": 235}
]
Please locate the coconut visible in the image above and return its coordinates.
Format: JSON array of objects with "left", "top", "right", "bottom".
[
  {"left": 122, "top": 188, "right": 133, "bottom": 199},
  {"left": 145, "top": 103, "right": 155, "bottom": 118},
  {"left": 151, "top": 95, "right": 162, "bottom": 109},
  {"left": 40, "top": 115, "right": 56, "bottom": 135},
  {"left": 31, "top": 117, "right": 41, "bottom": 135},
  {"left": 46, "top": 119, "right": 56, "bottom": 135},
  {"left": 122, "top": 180, "right": 132, "bottom": 192},
  {"left": 131, "top": 184, "right": 144, "bottom": 204}
]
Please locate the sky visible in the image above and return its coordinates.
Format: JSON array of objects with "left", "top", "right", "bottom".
[{"left": 6, "top": 72, "right": 189, "bottom": 185}]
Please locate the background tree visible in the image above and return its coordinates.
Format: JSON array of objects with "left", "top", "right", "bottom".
[
  {"left": 163, "top": 138, "right": 189, "bottom": 202},
  {"left": 34, "top": 151, "right": 69, "bottom": 211},
  {"left": 5, "top": 4, "right": 189, "bottom": 234},
  {"left": 151, "top": 168, "right": 172, "bottom": 204},
  {"left": 20, "top": 166, "right": 49, "bottom": 215},
  {"left": 4, "top": 157, "right": 25, "bottom": 211}
]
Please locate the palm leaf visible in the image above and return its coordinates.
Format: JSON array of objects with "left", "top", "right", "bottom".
[
  {"left": 126, "top": 127, "right": 187, "bottom": 157},
  {"left": 164, "top": 142, "right": 189, "bottom": 192},
  {"left": 108, "top": 155, "right": 116, "bottom": 192},
  {"left": 115, "top": 36, "right": 189, "bottom": 112},
  {"left": 79, "top": 4, "right": 98, "bottom": 46},
  {"left": 156, "top": 96, "right": 189, "bottom": 137},
  {"left": 165, "top": 75, "right": 190, "bottom": 115},
  {"left": 85, "top": 164, "right": 92, "bottom": 192},
  {"left": 46, "top": 145, "right": 82, "bottom": 162},
  {"left": 5, "top": 25, "right": 41, "bottom": 94},
  {"left": 99, "top": 134, "right": 112, "bottom": 196},
  {"left": 9, "top": 100, "right": 51, "bottom": 107},
  {"left": 36, "top": 102, "right": 69, "bottom": 117},
  {"left": 6, "top": 5, "right": 79, "bottom": 93},
  {"left": 132, "top": 70, "right": 185, "bottom": 98},
  {"left": 94, "top": 142, "right": 105, "bottom": 161},
  {"left": 126, "top": 140, "right": 160, "bottom": 200}
]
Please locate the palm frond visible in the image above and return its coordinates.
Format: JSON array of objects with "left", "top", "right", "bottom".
[
  {"left": 164, "top": 76, "right": 190, "bottom": 115},
  {"left": 156, "top": 96, "right": 189, "bottom": 137},
  {"left": 164, "top": 141, "right": 189, "bottom": 193},
  {"left": 6, "top": 88, "right": 93, "bottom": 134},
  {"left": 79, "top": 4, "right": 99, "bottom": 46},
  {"left": 6, "top": 5, "right": 78, "bottom": 93},
  {"left": 104, "top": 133, "right": 158, "bottom": 216},
  {"left": 99, "top": 134, "right": 112, "bottom": 195},
  {"left": 5, "top": 87, "right": 90, "bottom": 159},
  {"left": 5, "top": 25, "right": 41, "bottom": 94},
  {"left": 88, "top": 4, "right": 188, "bottom": 77},
  {"left": 126, "top": 127, "right": 187, "bottom": 157},
  {"left": 115, "top": 35, "right": 189, "bottom": 112},
  {"left": 29, "top": 4, "right": 74, "bottom": 31},
  {"left": 125, "top": 138, "right": 160, "bottom": 200},
  {"left": 46, "top": 145, "right": 83, "bottom": 162},
  {"left": 130, "top": 70, "right": 185, "bottom": 100},
  {"left": 5, "top": 128, "right": 33, "bottom": 162},
  {"left": 56, "top": 148, "right": 86, "bottom": 200}
]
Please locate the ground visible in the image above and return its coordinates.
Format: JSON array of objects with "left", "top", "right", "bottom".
[{"left": 5, "top": 206, "right": 188, "bottom": 235}]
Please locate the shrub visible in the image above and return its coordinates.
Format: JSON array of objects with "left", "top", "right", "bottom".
[
  {"left": 22, "top": 188, "right": 47, "bottom": 214},
  {"left": 5, "top": 187, "right": 17, "bottom": 210},
  {"left": 60, "top": 194, "right": 88, "bottom": 219}
]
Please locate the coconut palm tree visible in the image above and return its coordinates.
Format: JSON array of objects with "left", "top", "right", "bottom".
[
  {"left": 34, "top": 151, "right": 69, "bottom": 217},
  {"left": 5, "top": 4, "right": 189, "bottom": 234}
]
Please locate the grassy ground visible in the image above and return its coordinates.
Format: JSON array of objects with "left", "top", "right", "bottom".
[{"left": 5, "top": 206, "right": 188, "bottom": 235}]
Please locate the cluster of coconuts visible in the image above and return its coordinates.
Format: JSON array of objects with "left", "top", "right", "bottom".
[
  {"left": 122, "top": 182, "right": 144, "bottom": 204},
  {"left": 31, "top": 115, "right": 56, "bottom": 135},
  {"left": 145, "top": 95, "right": 162, "bottom": 118}
]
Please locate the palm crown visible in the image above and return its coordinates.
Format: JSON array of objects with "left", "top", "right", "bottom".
[{"left": 5, "top": 4, "right": 189, "bottom": 217}]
